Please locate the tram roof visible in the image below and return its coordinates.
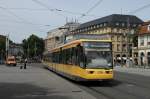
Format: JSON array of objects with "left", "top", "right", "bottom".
[{"left": 50, "top": 39, "right": 111, "bottom": 52}]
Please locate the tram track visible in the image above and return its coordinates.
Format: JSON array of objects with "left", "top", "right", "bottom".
[
  {"left": 76, "top": 71, "right": 150, "bottom": 99},
  {"left": 77, "top": 80, "right": 139, "bottom": 99}
]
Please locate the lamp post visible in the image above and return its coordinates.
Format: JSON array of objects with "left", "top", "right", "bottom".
[{"left": 5, "top": 34, "right": 9, "bottom": 60}]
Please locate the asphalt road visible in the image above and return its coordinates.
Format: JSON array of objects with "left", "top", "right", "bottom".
[
  {"left": 0, "top": 63, "right": 150, "bottom": 99},
  {"left": 76, "top": 71, "right": 150, "bottom": 99},
  {"left": 0, "top": 63, "right": 96, "bottom": 99}
]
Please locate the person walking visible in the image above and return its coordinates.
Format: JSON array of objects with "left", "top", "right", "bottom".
[{"left": 24, "top": 58, "right": 27, "bottom": 69}]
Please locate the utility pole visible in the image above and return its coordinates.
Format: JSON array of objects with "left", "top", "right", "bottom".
[
  {"left": 5, "top": 34, "right": 9, "bottom": 60},
  {"left": 127, "top": 17, "right": 130, "bottom": 59},
  {"left": 126, "top": 17, "right": 131, "bottom": 67}
]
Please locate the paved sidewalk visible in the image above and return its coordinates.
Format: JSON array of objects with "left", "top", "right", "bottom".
[
  {"left": 114, "top": 66, "right": 150, "bottom": 77},
  {"left": 0, "top": 64, "right": 96, "bottom": 99}
]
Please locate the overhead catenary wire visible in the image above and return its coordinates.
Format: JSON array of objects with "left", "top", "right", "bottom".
[
  {"left": 32, "top": 0, "right": 66, "bottom": 18},
  {"left": 1, "top": 7, "right": 100, "bottom": 17},
  {"left": 0, "top": 6, "right": 50, "bottom": 26},
  {"left": 0, "top": 6, "right": 50, "bottom": 31},
  {"left": 0, "top": 6, "right": 34, "bottom": 25},
  {"left": 78, "top": 0, "right": 103, "bottom": 20},
  {"left": 128, "top": 3, "right": 150, "bottom": 14}
]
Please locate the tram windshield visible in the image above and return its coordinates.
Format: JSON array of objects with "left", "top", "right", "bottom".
[{"left": 83, "top": 42, "right": 112, "bottom": 69}]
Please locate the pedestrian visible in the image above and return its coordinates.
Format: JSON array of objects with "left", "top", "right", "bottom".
[
  {"left": 24, "top": 58, "right": 27, "bottom": 69},
  {"left": 126, "top": 58, "right": 130, "bottom": 67}
]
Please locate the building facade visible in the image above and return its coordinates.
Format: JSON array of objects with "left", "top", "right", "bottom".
[
  {"left": 138, "top": 21, "right": 150, "bottom": 66},
  {"left": 45, "top": 22, "right": 80, "bottom": 52},
  {"left": 66, "top": 14, "right": 143, "bottom": 64},
  {"left": 9, "top": 43, "right": 23, "bottom": 57}
]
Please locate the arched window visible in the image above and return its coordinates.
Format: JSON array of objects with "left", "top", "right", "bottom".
[
  {"left": 140, "top": 52, "right": 144, "bottom": 57},
  {"left": 147, "top": 52, "right": 150, "bottom": 57}
]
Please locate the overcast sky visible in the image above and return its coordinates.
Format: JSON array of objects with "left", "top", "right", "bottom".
[{"left": 0, "top": 0, "right": 150, "bottom": 43}]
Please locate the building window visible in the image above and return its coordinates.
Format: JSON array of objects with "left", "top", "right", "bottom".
[
  {"left": 117, "top": 36, "right": 121, "bottom": 41},
  {"left": 122, "top": 23, "right": 125, "bottom": 27},
  {"left": 147, "top": 36, "right": 150, "bottom": 46},
  {"left": 117, "top": 44, "right": 120, "bottom": 51},
  {"left": 96, "top": 25, "right": 98, "bottom": 28},
  {"left": 131, "top": 29, "right": 135, "bottom": 34},
  {"left": 119, "top": 29, "right": 122, "bottom": 33},
  {"left": 90, "top": 26, "right": 92, "bottom": 30},
  {"left": 113, "top": 28, "right": 117, "bottom": 33},
  {"left": 107, "top": 28, "right": 111, "bottom": 33},
  {"left": 133, "top": 24, "right": 137, "bottom": 27},
  {"left": 147, "top": 42, "right": 150, "bottom": 45},
  {"left": 112, "top": 35, "right": 114, "bottom": 41},
  {"left": 100, "top": 24, "right": 103, "bottom": 27},
  {"left": 103, "top": 28, "right": 106, "bottom": 33},
  {"left": 122, "top": 36, "right": 126, "bottom": 41},
  {"left": 112, "top": 44, "right": 114, "bottom": 51},
  {"left": 104, "top": 23, "right": 107, "bottom": 26},
  {"left": 116, "top": 22, "right": 119, "bottom": 26},
  {"left": 140, "top": 37, "right": 144, "bottom": 46},
  {"left": 122, "top": 44, "right": 126, "bottom": 52},
  {"left": 138, "top": 24, "right": 142, "bottom": 27},
  {"left": 101, "top": 29, "right": 104, "bottom": 33}
]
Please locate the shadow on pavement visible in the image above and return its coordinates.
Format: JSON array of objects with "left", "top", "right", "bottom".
[
  {"left": 76, "top": 80, "right": 122, "bottom": 87},
  {"left": 44, "top": 67, "right": 122, "bottom": 87},
  {"left": 0, "top": 82, "right": 70, "bottom": 99}
]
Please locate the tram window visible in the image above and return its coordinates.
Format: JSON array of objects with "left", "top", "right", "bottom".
[
  {"left": 62, "top": 50, "right": 66, "bottom": 64},
  {"left": 71, "top": 47, "right": 77, "bottom": 65},
  {"left": 56, "top": 52, "right": 58, "bottom": 63},
  {"left": 66, "top": 48, "right": 72, "bottom": 65},
  {"left": 59, "top": 48, "right": 62, "bottom": 63},
  {"left": 52, "top": 53, "right": 54, "bottom": 62},
  {"left": 76, "top": 44, "right": 86, "bottom": 68}
]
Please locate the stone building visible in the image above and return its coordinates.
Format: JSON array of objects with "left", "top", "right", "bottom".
[
  {"left": 137, "top": 21, "right": 150, "bottom": 66},
  {"left": 9, "top": 43, "right": 23, "bottom": 56},
  {"left": 66, "top": 14, "right": 143, "bottom": 64}
]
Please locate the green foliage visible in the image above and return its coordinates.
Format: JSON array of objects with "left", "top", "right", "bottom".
[
  {"left": 22, "top": 34, "right": 44, "bottom": 58},
  {"left": 0, "top": 36, "right": 6, "bottom": 51},
  {"left": 0, "top": 35, "right": 13, "bottom": 59},
  {"left": 0, "top": 36, "right": 6, "bottom": 59}
]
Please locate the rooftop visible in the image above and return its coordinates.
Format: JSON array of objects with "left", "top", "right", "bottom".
[
  {"left": 77, "top": 14, "right": 143, "bottom": 29},
  {"left": 139, "top": 21, "right": 150, "bottom": 35}
]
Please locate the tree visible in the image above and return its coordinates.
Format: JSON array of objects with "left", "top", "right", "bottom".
[
  {"left": 0, "top": 35, "right": 6, "bottom": 61},
  {"left": 22, "top": 34, "right": 45, "bottom": 58},
  {"left": 0, "top": 35, "right": 13, "bottom": 60}
]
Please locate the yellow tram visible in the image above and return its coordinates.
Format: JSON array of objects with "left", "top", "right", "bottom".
[{"left": 43, "top": 39, "right": 113, "bottom": 81}]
